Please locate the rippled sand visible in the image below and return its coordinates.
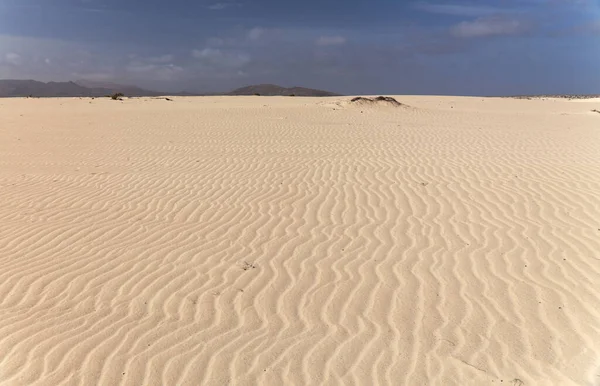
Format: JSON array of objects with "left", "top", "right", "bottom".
[{"left": 1, "top": 96, "right": 599, "bottom": 385}]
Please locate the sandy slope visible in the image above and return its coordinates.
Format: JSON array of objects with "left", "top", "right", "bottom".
[{"left": 0, "top": 96, "right": 599, "bottom": 386}]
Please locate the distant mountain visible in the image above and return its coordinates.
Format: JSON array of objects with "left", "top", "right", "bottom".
[
  {"left": 0, "top": 79, "right": 164, "bottom": 98},
  {"left": 228, "top": 84, "right": 340, "bottom": 97},
  {"left": 0, "top": 80, "right": 340, "bottom": 98},
  {"left": 0, "top": 80, "right": 94, "bottom": 97},
  {"left": 74, "top": 79, "right": 163, "bottom": 97}
]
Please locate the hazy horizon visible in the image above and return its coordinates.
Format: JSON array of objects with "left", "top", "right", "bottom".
[{"left": 1, "top": 0, "right": 599, "bottom": 95}]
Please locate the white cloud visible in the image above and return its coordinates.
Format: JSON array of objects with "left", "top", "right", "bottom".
[
  {"left": 192, "top": 48, "right": 250, "bottom": 67},
  {"left": 193, "top": 48, "right": 223, "bottom": 59},
  {"left": 450, "top": 16, "right": 529, "bottom": 38},
  {"left": 207, "top": 37, "right": 226, "bottom": 46},
  {"left": 208, "top": 3, "right": 227, "bottom": 10},
  {"left": 413, "top": 2, "right": 503, "bottom": 17},
  {"left": 316, "top": 36, "right": 347, "bottom": 46},
  {"left": 590, "top": 20, "right": 600, "bottom": 32},
  {"left": 206, "top": 37, "right": 239, "bottom": 47},
  {"left": 208, "top": 2, "right": 241, "bottom": 10},
  {"left": 545, "top": 0, "right": 592, "bottom": 4},
  {"left": 148, "top": 54, "right": 174, "bottom": 63},
  {"left": 126, "top": 62, "right": 183, "bottom": 80},
  {"left": 577, "top": 19, "right": 600, "bottom": 34},
  {"left": 0, "top": 34, "right": 120, "bottom": 81},
  {"left": 71, "top": 72, "right": 115, "bottom": 81},
  {"left": 248, "top": 27, "right": 264, "bottom": 40},
  {"left": 4, "top": 52, "right": 22, "bottom": 65}
]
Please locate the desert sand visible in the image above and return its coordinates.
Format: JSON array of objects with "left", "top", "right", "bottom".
[{"left": 0, "top": 95, "right": 599, "bottom": 385}]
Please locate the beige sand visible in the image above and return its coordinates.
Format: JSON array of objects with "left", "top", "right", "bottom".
[{"left": 0, "top": 96, "right": 599, "bottom": 386}]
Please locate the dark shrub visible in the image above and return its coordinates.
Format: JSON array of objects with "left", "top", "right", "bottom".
[{"left": 350, "top": 96, "right": 403, "bottom": 106}]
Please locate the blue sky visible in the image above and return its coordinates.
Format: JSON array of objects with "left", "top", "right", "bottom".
[{"left": 0, "top": 0, "right": 599, "bottom": 94}]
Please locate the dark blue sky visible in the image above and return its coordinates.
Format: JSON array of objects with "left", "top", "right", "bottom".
[{"left": 0, "top": 0, "right": 598, "bottom": 94}]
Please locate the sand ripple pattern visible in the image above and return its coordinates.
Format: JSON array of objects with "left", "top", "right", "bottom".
[{"left": 0, "top": 96, "right": 599, "bottom": 385}]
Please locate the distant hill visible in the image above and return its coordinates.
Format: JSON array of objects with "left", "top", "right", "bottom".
[
  {"left": 504, "top": 94, "right": 600, "bottom": 100},
  {"left": 228, "top": 84, "right": 340, "bottom": 97},
  {"left": 0, "top": 80, "right": 94, "bottom": 97},
  {"left": 0, "top": 79, "right": 164, "bottom": 98},
  {"left": 74, "top": 80, "right": 163, "bottom": 97},
  {"left": 0, "top": 80, "right": 340, "bottom": 98}
]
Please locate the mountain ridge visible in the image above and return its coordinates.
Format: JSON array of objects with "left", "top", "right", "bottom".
[
  {"left": 228, "top": 84, "right": 340, "bottom": 96},
  {"left": 0, "top": 80, "right": 341, "bottom": 98}
]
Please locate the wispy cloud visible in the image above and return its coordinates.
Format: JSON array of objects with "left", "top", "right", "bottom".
[
  {"left": 245, "top": 27, "right": 287, "bottom": 44},
  {"left": 208, "top": 2, "right": 241, "bottom": 10},
  {"left": 148, "top": 54, "right": 174, "bottom": 64},
  {"left": 544, "top": 0, "right": 593, "bottom": 5},
  {"left": 574, "top": 19, "right": 600, "bottom": 34},
  {"left": 4, "top": 52, "right": 22, "bottom": 66},
  {"left": 192, "top": 48, "right": 250, "bottom": 68},
  {"left": 316, "top": 36, "right": 347, "bottom": 46},
  {"left": 247, "top": 27, "right": 265, "bottom": 40},
  {"left": 450, "top": 16, "right": 531, "bottom": 38},
  {"left": 126, "top": 54, "right": 183, "bottom": 81},
  {"left": 414, "top": 2, "right": 504, "bottom": 17},
  {"left": 126, "top": 63, "right": 183, "bottom": 81},
  {"left": 205, "top": 37, "right": 238, "bottom": 47}
]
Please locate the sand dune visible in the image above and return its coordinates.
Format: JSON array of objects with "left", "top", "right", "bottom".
[{"left": 0, "top": 96, "right": 599, "bottom": 385}]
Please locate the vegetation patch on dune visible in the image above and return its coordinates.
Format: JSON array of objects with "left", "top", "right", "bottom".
[{"left": 350, "top": 96, "right": 405, "bottom": 107}]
